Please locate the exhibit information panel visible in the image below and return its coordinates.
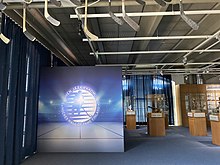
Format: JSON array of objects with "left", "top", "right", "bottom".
[{"left": 38, "top": 66, "right": 124, "bottom": 152}]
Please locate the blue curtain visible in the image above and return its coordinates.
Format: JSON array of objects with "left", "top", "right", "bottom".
[
  {"left": 0, "top": 15, "right": 51, "bottom": 165},
  {"left": 122, "top": 75, "right": 174, "bottom": 125}
]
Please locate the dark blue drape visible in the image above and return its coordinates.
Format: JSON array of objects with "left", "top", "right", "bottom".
[
  {"left": 0, "top": 15, "right": 51, "bottom": 165},
  {"left": 122, "top": 75, "right": 174, "bottom": 125}
]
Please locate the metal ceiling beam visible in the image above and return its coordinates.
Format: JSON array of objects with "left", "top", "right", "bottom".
[
  {"left": 183, "top": 29, "right": 220, "bottom": 59},
  {"left": 96, "top": 62, "right": 220, "bottom": 67},
  {"left": 5, "top": 0, "right": 220, "bottom": 9},
  {"left": 4, "top": 9, "right": 74, "bottom": 65},
  {"left": 70, "top": 10, "right": 220, "bottom": 19},
  {"left": 83, "top": 35, "right": 212, "bottom": 42},
  {"left": 90, "top": 49, "right": 220, "bottom": 55}
]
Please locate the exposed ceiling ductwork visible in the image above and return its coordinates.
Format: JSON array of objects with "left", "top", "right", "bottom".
[{"left": 1, "top": 0, "right": 220, "bottom": 80}]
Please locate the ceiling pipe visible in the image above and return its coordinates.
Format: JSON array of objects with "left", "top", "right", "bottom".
[
  {"left": 183, "top": 30, "right": 220, "bottom": 59},
  {"left": 122, "top": 71, "right": 220, "bottom": 75},
  {"left": 4, "top": 9, "right": 74, "bottom": 65},
  {"left": 161, "top": 2, "right": 220, "bottom": 70},
  {"left": 83, "top": 35, "right": 212, "bottom": 42},
  {"left": 199, "top": 40, "right": 220, "bottom": 54},
  {"left": 70, "top": 10, "right": 220, "bottom": 19},
  {"left": 96, "top": 62, "right": 220, "bottom": 67},
  {"left": 8, "top": 8, "right": 80, "bottom": 65},
  {"left": 5, "top": 0, "right": 220, "bottom": 9},
  {"left": 28, "top": 8, "right": 80, "bottom": 64},
  {"left": 90, "top": 49, "right": 220, "bottom": 55}
]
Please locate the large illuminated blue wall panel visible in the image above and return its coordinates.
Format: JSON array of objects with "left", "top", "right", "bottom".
[{"left": 37, "top": 66, "right": 124, "bottom": 152}]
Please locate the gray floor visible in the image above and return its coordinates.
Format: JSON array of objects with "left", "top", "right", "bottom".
[{"left": 21, "top": 126, "right": 220, "bottom": 165}]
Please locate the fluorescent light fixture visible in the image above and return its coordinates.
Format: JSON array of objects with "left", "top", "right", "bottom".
[
  {"left": 108, "top": 0, "right": 124, "bottom": 25},
  {"left": 50, "top": 0, "right": 61, "bottom": 7},
  {"left": 83, "top": 0, "right": 98, "bottom": 40},
  {"left": 179, "top": 0, "right": 199, "bottom": 30},
  {"left": 69, "top": 0, "right": 82, "bottom": 6},
  {"left": 44, "top": 0, "right": 60, "bottom": 26},
  {"left": 23, "top": 4, "right": 36, "bottom": 41},
  {"left": 122, "top": 0, "right": 140, "bottom": 31}
]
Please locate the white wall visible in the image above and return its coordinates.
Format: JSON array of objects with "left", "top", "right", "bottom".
[{"left": 171, "top": 75, "right": 185, "bottom": 85}]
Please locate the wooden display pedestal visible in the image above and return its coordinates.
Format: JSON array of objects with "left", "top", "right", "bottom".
[
  {"left": 126, "top": 111, "right": 136, "bottom": 130},
  {"left": 188, "top": 112, "right": 207, "bottom": 136},
  {"left": 147, "top": 113, "right": 165, "bottom": 136},
  {"left": 210, "top": 114, "right": 220, "bottom": 146}
]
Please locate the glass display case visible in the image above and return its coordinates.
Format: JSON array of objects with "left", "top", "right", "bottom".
[
  {"left": 185, "top": 93, "right": 207, "bottom": 113},
  {"left": 146, "top": 94, "right": 166, "bottom": 113},
  {"left": 206, "top": 85, "right": 220, "bottom": 114}
]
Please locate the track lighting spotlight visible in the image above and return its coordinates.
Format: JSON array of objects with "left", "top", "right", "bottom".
[
  {"left": 179, "top": 0, "right": 199, "bottom": 30},
  {"left": 215, "top": 33, "right": 220, "bottom": 41},
  {"left": 0, "top": 0, "right": 6, "bottom": 11},
  {"left": 183, "top": 56, "right": 187, "bottom": 65},
  {"left": 136, "top": 0, "right": 146, "bottom": 5},
  {"left": 23, "top": 0, "right": 32, "bottom": 4},
  {"left": 122, "top": 0, "right": 140, "bottom": 31},
  {"left": 108, "top": 0, "right": 124, "bottom": 25}
]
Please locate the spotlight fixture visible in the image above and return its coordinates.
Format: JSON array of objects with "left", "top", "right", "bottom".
[
  {"left": 160, "top": 70, "right": 163, "bottom": 76},
  {"left": 0, "top": 0, "right": 6, "bottom": 10},
  {"left": 122, "top": 0, "right": 140, "bottom": 31},
  {"left": 136, "top": 0, "right": 146, "bottom": 5},
  {"left": 84, "top": 0, "right": 98, "bottom": 40},
  {"left": 108, "top": 0, "right": 124, "bottom": 25},
  {"left": 23, "top": 3, "right": 36, "bottom": 41},
  {"left": 77, "top": 20, "right": 82, "bottom": 36},
  {"left": 215, "top": 33, "right": 220, "bottom": 41},
  {"left": 183, "top": 56, "right": 187, "bottom": 65},
  {"left": 23, "top": 0, "right": 32, "bottom": 4},
  {"left": 185, "top": 75, "right": 188, "bottom": 80},
  {"left": 179, "top": 0, "right": 199, "bottom": 30},
  {"left": 44, "top": 0, "right": 60, "bottom": 26}
]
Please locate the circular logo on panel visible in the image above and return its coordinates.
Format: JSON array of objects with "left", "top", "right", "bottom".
[{"left": 61, "top": 86, "right": 99, "bottom": 125}]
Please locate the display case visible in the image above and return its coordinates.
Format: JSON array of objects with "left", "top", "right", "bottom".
[
  {"left": 185, "top": 93, "right": 207, "bottom": 113},
  {"left": 176, "top": 84, "right": 207, "bottom": 127},
  {"left": 146, "top": 94, "right": 166, "bottom": 113},
  {"left": 146, "top": 94, "right": 167, "bottom": 136},
  {"left": 206, "top": 91, "right": 220, "bottom": 113}
]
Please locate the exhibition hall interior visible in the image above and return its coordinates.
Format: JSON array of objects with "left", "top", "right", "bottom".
[{"left": 1, "top": 0, "right": 220, "bottom": 165}]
